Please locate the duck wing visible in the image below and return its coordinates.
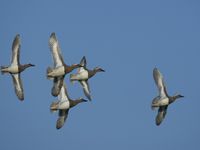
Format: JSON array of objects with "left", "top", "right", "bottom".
[
  {"left": 80, "top": 80, "right": 91, "bottom": 101},
  {"left": 11, "top": 73, "right": 24, "bottom": 100},
  {"left": 58, "top": 82, "right": 70, "bottom": 102},
  {"left": 51, "top": 76, "right": 64, "bottom": 97},
  {"left": 78, "top": 56, "right": 87, "bottom": 73},
  {"left": 56, "top": 109, "right": 69, "bottom": 129},
  {"left": 153, "top": 68, "right": 168, "bottom": 97},
  {"left": 11, "top": 34, "right": 20, "bottom": 66},
  {"left": 155, "top": 105, "right": 168, "bottom": 126},
  {"left": 49, "top": 33, "right": 65, "bottom": 67}
]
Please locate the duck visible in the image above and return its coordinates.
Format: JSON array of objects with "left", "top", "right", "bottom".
[
  {"left": 50, "top": 82, "right": 87, "bottom": 129},
  {"left": 47, "top": 32, "right": 82, "bottom": 97},
  {"left": 70, "top": 56, "right": 105, "bottom": 101},
  {"left": 1, "top": 34, "right": 35, "bottom": 101},
  {"left": 152, "top": 68, "right": 184, "bottom": 126}
]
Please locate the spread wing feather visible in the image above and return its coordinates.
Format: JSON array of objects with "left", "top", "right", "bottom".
[{"left": 11, "top": 74, "right": 24, "bottom": 100}]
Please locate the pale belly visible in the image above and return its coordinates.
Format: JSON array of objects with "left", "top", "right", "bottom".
[
  {"left": 7, "top": 65, "right": 19, "bottom": 73},
  {"left": 48, "top": 66, "right": 65, "bottom": 77},
  {"left": 158, "top": 97, "right": 169, "bottom": 106},
  {"left": 58, "top": 101, "right": 70, "bottom": 110},
  {"left": 73, "top": 71, "right": 88, "bottom": 80}
]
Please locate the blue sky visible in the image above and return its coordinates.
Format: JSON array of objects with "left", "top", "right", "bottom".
[{"left": 0, "top": 0, "right": 200, "bottom": 149}]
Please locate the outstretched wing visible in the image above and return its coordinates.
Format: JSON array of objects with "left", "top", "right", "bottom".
[
  {"left": 51, "top": 76, "right": 64, "bottom": 97},
  {"left": 78, "top": 56, "right": 87, "bottom": 73},
  {"left": 153, "top": 68, "right": 168, "bottom": 97},
  {"left": 49, "top": 33, "right": 65, "bottom": 67},
  {"left": 11, "top": 34, "right": 20, "bottom": 66},
  {"left": 80, "top": 80, "right": 91, "bottom": 101},
  {"left": 11, "top": 74, "right": 24, "bottom": 100},
  {"left": 56, "top": 109, "right": 69, "bottom": 129},
  {"left": 155, "top": 106, "right": 168, "bottom": 126}
]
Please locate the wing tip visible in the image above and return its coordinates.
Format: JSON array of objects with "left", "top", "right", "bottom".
[
  {"left": 17, "top": 94, "right": 24, "bottom": 101},
  {"left": 56, "top": 117, "right": 65, "bottom": 130},
  {"left": 49, "top": 32, "right": 57, "bottom": 46}
]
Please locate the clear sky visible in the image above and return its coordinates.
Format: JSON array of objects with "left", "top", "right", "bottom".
[{"left": 0, "top": 0, "right": 199, "bottom": 149}]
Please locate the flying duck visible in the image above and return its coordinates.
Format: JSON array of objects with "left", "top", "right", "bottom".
[
  {"left": 47, "top": 32, "right": 82, "bottom": 97},
  {"left": 152, "top": 68, "right": 184, "bottom": 126},
  {"left": 1, "top": 34, "right": 35, "bottom": 101},
  {"left": 50, "top": 82, "right": 87, "bottom": 129},
  {"left": 70, "top": 56, "right": 105, "bottom": 101}
]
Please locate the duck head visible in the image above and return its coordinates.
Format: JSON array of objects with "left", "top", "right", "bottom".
[
  {"left": 174, "top": 92, "right": 184, "bottom": 98},
  {"left": 27, "top": 63, "right": 35, "bottom": 67},
  {"left": 70, "top": 98, "right": 88, "bottom": 108},
  {"left": 94, "top": 67, "right": 105, "bottom": 73},
  {"left": 79, "top": 98, "right": 88, "bottom": 102},
  {"left": 171, "top": 93, "right": 184, "bottom": 103},
  {"left": 176, "top": 94, "right": 184, "bottom": 98}
]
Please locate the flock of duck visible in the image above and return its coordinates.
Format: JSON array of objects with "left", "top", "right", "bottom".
[{"left": 1, "top": 33, "right": 184, "bottom": 129}]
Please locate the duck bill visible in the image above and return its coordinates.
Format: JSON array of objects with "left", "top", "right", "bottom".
[
  {"left": 100, "top": 69, "right": 105, "bottom": 72},
  {"left": 30, "top": 64, "right": 35, "bottom": 67},
  {"left": 82, "top": 99, "right": 88, "bottom": 102}
]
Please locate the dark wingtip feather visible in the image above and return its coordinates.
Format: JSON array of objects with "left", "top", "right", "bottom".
[
  {"left": 56, "top": 117, "right": 65, "bottom": 130},
  {"left": 51, "top": 88, "right": 60, "bottom": 97},
  {"left": 18, "top": 95, "right": 24, "bottom": 101},
  {"left": 50, "top": 32, "right": 56, "bottom": 37}
]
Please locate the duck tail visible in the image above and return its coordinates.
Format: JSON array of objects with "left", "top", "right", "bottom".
[
  {"left": 46, "top": 67, "right": 53, "bottom": 80},
  {"left": 1, "top": 66, "right": 8, "bottom": 74},
  {"left": 50, "top": 101, "right": 58, "bottom": 113}
]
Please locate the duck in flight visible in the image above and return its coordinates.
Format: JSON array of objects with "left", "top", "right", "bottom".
[
  {"left": 1, "top": 34, "right": 35, "bottom": 101},
  {"left": 50, "top": 82, "right": 87, "bottom": 129},
  {"left": 70, "top": 56, "right": 105, "bottom": 101},
  {"left": 47, "top": 32, "right": 82, "bottom": 97},
  {"left": 152, "top": 68, "right": 184, "bottom": 126}
]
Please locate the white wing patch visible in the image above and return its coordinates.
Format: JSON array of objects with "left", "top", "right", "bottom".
[
  {"left": 153, "top": 68, "right": 166, "bottom": 97},
  {"left": 49, "top": 33, "right": 64, "bottom": 67},
  {"left": 11, "top": 35, "right": 20, "bottom": 66}
]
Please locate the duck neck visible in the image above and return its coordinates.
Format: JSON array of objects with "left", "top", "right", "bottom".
[
  {"left": 88, "top": 69, "right": 97, "bottom": 78},
  {"left": 169, "top": 95, "right": 179, "bottom": 104},
  {"left": 70, "top": 99, "right": 84, "bottom": 108},
  {"left": 71, "top": 64, "right": 80, "bottom": 70},
  {"left": 19, "top": 64, "right": 33, "bottom": 72},
  {"left": 65, "top": 64, "right": 79, "bottom": 73}
]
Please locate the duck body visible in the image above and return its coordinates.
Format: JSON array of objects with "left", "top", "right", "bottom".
[
  {"left": 152, "top": 96, "right": 169, "bottom": 108},
  {"left": 47, "top": 66, "right": 65, "bottom": 77},
  {"left": 51, "top": 100, "right": 70, "bottom": 110},
  {"left": 70, "top": 67, "right": 104, "bottom": 81},
  {"left": 47, "top": 64, "right": 81, "bottom": 78},
  {"left": 70, "top": 69, "right": 89, "bottom": 81},
  {"left": 1, "top": 64, "right": 35, "bottom": 74},
  {"left": 1, "top": 65, "right": 19, "bottom": 74}
]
